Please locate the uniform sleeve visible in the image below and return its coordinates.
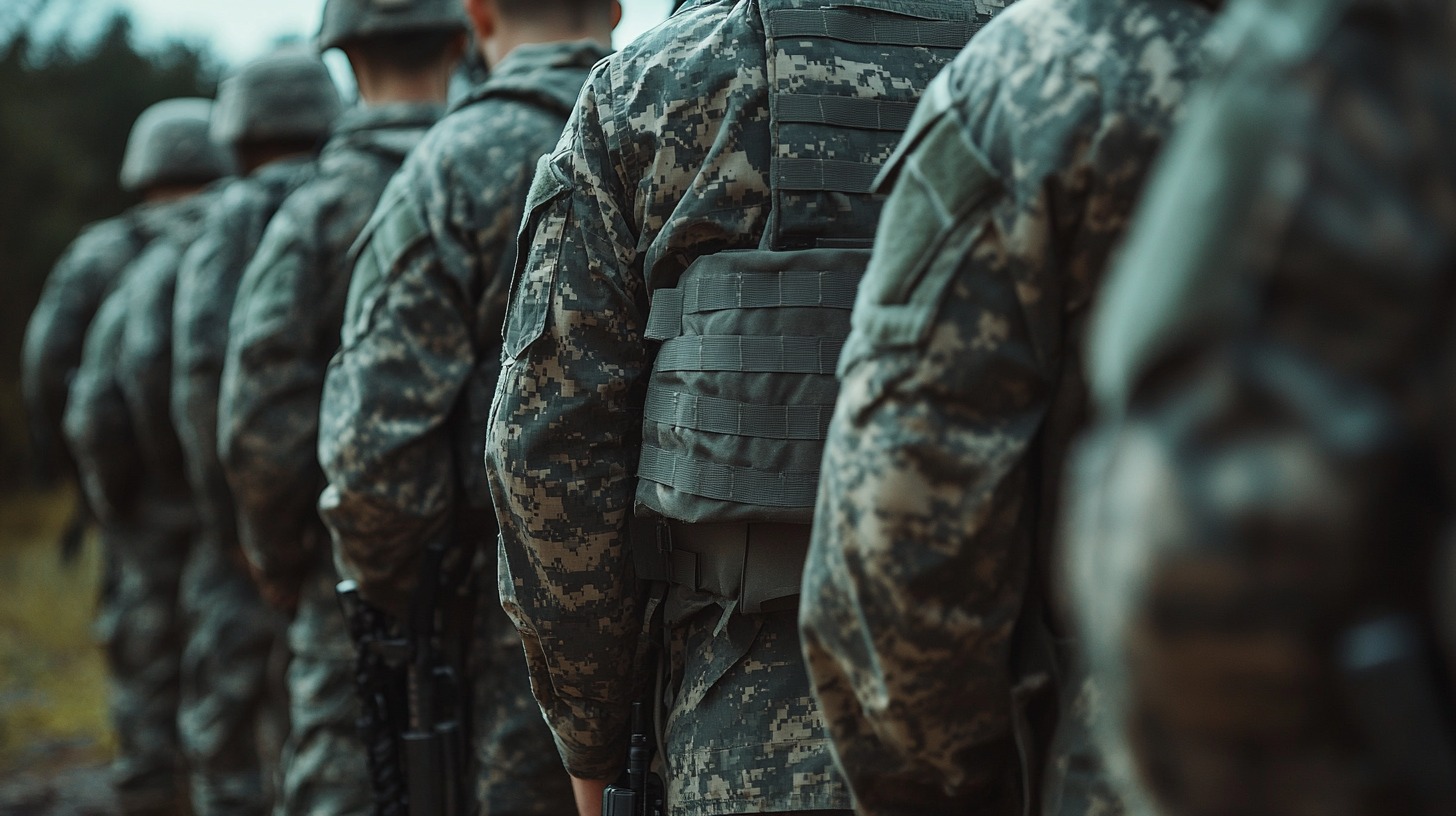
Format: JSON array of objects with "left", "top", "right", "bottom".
[
  {"left": 118, "top": 243, "right": 185, "bottom": 480},
  {"left": 63, "top": 292, "right": 143, "bottom": 524},
  {"left": 799, "top": 135, "right": 1034, "bottom": 814},
  {"left": 172, "top": 203, "right": 252, "bottom": 545},
  {"left": 22, "top": 220, "right": 136, "bottom": 484},
  {"left": 1064, "top": 25, "right": 1447, "bottom": 812},
  {"left": 484, "top": 72, "right": 653, "bottom": 781},
  {"left": 219, "top": 202, "right": 328, "bottom": 588},
  {"left": 318, "top": 182, "right": 468, "bottom": 620}
]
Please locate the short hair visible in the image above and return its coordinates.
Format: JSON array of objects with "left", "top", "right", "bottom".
[
  {"left": 345, "top": 29, "right": 463, "bottom": 74},
  {"left": 493, "top": 0, "right": 614, "bottom": 28}
]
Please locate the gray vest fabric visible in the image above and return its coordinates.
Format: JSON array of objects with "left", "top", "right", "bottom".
[{"left": 636, "top": 0, "right": 991, "bottom": 526}]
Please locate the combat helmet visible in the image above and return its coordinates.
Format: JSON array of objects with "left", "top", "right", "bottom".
[
  {"left": 119, "top": 98, "right": 232, "bottom": 193},
  {"left": 317, "top": 0, "right": 468, "bottom": 52},
  {"left": 212, "top": 46, "right": 343, "bottom": 147}
]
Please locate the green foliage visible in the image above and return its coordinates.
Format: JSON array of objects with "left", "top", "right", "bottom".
[{"left": 0, "top": 13, "right": 218, "bottom": 491}]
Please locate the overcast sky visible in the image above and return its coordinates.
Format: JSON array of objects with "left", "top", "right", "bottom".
[{"left": 29, "top": 0, "right": 672, "bottom": 66}]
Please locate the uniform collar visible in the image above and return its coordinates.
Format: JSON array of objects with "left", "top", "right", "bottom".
[
  {"left": 450, "top": 39, "right": 611, "bottom": 114},
  {"left": 332, "top": 101, "right": 444, "bottom": 137}
]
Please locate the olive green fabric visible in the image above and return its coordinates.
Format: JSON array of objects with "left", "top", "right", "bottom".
[{"left": 120, "top": 98, "right": 232, "bottom": 193}]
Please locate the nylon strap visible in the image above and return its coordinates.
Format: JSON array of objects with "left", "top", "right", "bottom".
[
  {"left": 776, "top": 158, "right": 883, "bottom": 194},
  {"left": 644, "top": 385, "right": 834, "bottom": 440},
  {"left": 653, "top": 335, "right": 843, "bottom": 374},
  {"left": 638, "top": 445, "right": 820, "bottom": 508},
  {"left": 644, "top": 269, "right": 862, "bottom": 340},
  {"left": 777, "top": 94, "right": 918, "bottom": 132},
  {"left": 768, "top": 8, "right": 973, "bottom": 48}
]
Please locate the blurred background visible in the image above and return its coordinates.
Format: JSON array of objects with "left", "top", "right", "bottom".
[{"left": 0, "top": 0, "right": 670, "bottom": 801}]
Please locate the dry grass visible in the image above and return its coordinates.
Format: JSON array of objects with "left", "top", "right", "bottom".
[{"left": 0, "top": 486, "right": 114, "bottom": 775}]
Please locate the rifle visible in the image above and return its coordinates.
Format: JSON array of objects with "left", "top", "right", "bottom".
[
  {"left": 337, "top": 535, "right": 470, "bottom": 816},
  {"left": 601, "top": 702, "right": 665, "bottom": 816},
  {"left": 1341, "top": 613, "right": 1456, "bottom": 813}
]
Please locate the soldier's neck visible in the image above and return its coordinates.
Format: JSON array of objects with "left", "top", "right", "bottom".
[{"left": 355, "top": 70, "right": 452, "bottom": 107}]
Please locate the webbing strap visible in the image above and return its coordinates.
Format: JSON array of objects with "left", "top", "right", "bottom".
[
  {"left": 645, "top": 385, "right": 834, "bottom": 440},
  {"left": 777, "top": 158, "right": 883, "bottom": 194},
  {"left": 638, "top": 445, "right": 820, "bottom": 508},
  {"left": 644, "top": 269, "right": 862, "bottom": 340},
  {"left": 654, "top": 335, "right": 843, "bottom": 374},
  {"left": 777, "top": 94, "right": 918, "bottom": 132},
  {"left": 768, "top": 8, "right": 973, "bottom": 48}
]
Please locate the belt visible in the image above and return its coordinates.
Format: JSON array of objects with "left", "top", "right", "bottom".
[{"left": 630, "top": 518, "right": 811, "bottom": 614}]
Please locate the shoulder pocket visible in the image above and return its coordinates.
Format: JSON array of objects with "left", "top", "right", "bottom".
[
  {"left": 845, "top": 101, "right": 1000, "bottom": 370},
  {"left": 503, "top": 154, "right": 573, "bottom": 359}
]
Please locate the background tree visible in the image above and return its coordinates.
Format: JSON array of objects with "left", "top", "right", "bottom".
[{"left": 0, "top": 12, "right": 217, "bottom": 492}]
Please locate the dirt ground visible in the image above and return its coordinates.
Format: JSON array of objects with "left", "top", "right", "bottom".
[{"left": 0, "top": 487, "right": 119, "bottom": 814}]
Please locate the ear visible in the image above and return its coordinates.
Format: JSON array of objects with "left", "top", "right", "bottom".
[
  {"left": 609, "top": 0, "right": 623, "bottom": 29},
  {"left": 464, "top": 0, "right": 497, "bottom": 44}
]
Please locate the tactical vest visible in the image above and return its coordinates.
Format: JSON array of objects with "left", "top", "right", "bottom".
[{"left": 633, "top": 0, "right": 997, "bottom": 611}]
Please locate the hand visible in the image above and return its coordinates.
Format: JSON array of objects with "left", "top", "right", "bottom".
[
  {"left": 571, "top": 776, "right": 611, "bottom": 816},
  {"left": 245, "top": 558, "right": 301, "bottom": 615}
]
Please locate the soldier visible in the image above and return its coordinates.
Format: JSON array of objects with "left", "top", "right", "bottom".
[
  {"left": 216, "top": 2, "right": 465, "bottom": 813},
  {"left": 316, "top": 0, "right": 617, "bottom": 811},
  {"left": 485, "top": 0, "right": 1000, "bottom": 813},
  {"left": 60, "top": 97, "right": 231, "bottom": 816},
  {"left": 1061, "top": 0, "right": 1456, "bottom": 813},
  {"left": 794, "top": 0, "right": 1218, "bottom": 812},
  {"left": 167, "top": 48, "right": 342, "bottom": 816},
  {"left": 21, "top": 107, "right": 209, "bottom": 552}
]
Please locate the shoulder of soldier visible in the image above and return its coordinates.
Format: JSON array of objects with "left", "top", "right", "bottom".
[
  {"left": 409, "top": 95, "right": 559, "bottom": 203},
  {"left": 940, "top": 0, "right": 1213, "bottom": 103},
  {"left": 60, "top": 214, "right": 145, "bottom": 270},
  {"left": 592, "top": 0, "right": 757, "bottom": 128}
]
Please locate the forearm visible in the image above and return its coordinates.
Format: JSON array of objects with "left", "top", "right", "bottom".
[
  {"left": 220, "top": 383, "right": 325, "bottom": 580},
  {"left": 489, "top": 358, "right": 645, "bottom": 780}
]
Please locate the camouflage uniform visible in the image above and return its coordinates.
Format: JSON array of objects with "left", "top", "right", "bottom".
[
  {"left": 1062, "top": 0, "right": 1456, "bottom": 814},
  {"left": 484, "top": 0, "right": 975, "bottom": 811},
  {"left": 219, "top": 102, "right": 440, "bottom": 816},
  {"left": 22, "top": 206, "right": 162, "bottom": 484},
  {"left": 795, "top": 0, "right": 1216, "bottom": 813},
  {"left": 171, "top": 156, "right": 321, "bottom": 816},
  {"left": 64, "top": 190, "right": 219, "bottom": 816},
  {"left": 318, "top": 40, "right": 609, "bottom": 815}
]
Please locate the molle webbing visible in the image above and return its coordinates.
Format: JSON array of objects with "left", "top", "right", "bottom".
[
  {"left": 653, "top": 336, "right": 844, "bottom": 374},
  {"left": 639, "top": 446, "right": 821, "bottom": 509},
  {"left": 644, "top": 388, "right": 834, "bottom": 441},
  {"left": 764, "top": 0, "right": 977, "bottom": 247},
  {"left": 634, "top": 0, "right": 988, "bottom": 540},
  {"left": 644, "top": 256, "right": 863, "bottom": 340},
  {"left": 767, "top": 7, "right": 976, "bottom": 47},
  {"left": 776, "top": 95, "right": 918, "bottom": 132}
]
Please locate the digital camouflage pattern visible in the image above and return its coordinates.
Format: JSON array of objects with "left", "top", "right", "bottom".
[
  {"left": 220, "top": 102, "right": 439, "bottom": 603},
  {"left": 483, "top": 1, "right": 948, "bottom": 811},
  {"left": 1063, "top": 0, "right": 1456, "bottom": 813},
  {"left": 171, "top": 157, "right": 319, "bottom": 816},
  {"left": 117, "top": 189, "right": 216, "bottom": 504},
  {"left": 796, "top": 0, "right": 1216, "bottom": 813},
  {"left": 218, "top": 102, "right": 439, "bottom": 816},
  {"left": 175, "top": 155, "right": 318, "bottom": 558},
  {"left": 317, "top": 40, "right": 607, "bottom": 814},
  {"left": 319, "top": 39, "right": 606, "bottom": 619},
  {"left": 22, "top": 205, "right": 163, "bottom": 483},
  {"left": 62, "top": 193, "right": 216, "bottom": 816}
]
